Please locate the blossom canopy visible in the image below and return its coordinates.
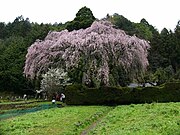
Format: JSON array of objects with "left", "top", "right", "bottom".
[{"left": 24, "top": 20, "right": 150, "bottom": 85}]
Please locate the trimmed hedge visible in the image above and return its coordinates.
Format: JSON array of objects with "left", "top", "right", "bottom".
[{"left": 64, "top": 82, "right": 180, "bottom": 105}]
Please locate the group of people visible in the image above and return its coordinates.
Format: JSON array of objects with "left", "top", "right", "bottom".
[{"left": 52, "top": 93, "right": 65, "bottom": 104}]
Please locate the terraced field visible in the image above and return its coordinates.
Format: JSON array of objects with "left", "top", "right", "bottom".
[{"left": 0, "top": 102, "right": 179, "bottom": 135}]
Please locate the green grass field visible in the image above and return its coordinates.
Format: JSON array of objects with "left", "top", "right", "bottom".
[
  {"left": 0, "top": 105, "right": 112, "bottom": 135},
  {"left": 88, "top": 102, "right": 180, "bottom": 135},
  {"left": 0, "top": 102, "right": 179, "bottom": 135}
]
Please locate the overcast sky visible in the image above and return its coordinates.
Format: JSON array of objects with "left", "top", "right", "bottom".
[{"left": 0, "top": 0, "right": 179, "bottom": 31}]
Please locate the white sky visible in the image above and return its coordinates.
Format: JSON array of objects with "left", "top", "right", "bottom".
[{"left": 0, "top": 0, "right": 179, "bottom": 31}]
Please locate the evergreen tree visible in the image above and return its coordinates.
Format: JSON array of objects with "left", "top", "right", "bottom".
[{"left": 66, "top": 6, "right": 96, "bottom": 31}]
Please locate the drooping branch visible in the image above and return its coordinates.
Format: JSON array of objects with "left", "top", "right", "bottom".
[{"left": 24, "top": 20, "right": 150, "bottom": 85}]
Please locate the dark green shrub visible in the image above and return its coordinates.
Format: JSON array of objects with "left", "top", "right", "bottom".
[
  {"left": 64, "top": 84, "right": 87, "bottom": 105},
  {"left": 65, "top": 82, "right": 180, "bottom": 105},
  {"left": 162, "top": 82, "right": 180, "bottom": 101}
]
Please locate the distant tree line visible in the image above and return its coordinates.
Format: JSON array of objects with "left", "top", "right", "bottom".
[{"left": 0, "top": 7, "right": 179, "bottom": 94}]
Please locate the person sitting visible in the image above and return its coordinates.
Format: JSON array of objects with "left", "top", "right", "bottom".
[{"left": 52, "top": 96, "right": 56, "bottom": 104}]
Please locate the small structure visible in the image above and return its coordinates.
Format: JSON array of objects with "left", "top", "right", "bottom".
[{"left": 128, "top": 82, "right": 157, "bottom": 88}]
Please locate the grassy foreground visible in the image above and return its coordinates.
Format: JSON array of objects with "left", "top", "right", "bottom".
[
  {"left": 0, "top": 102, "right": 179, "bottom": 135},
  {"left": 89, "top": 102, "right": 180, "bottom": 135},
  {"left": 0, "top": 105, "right": 112, "bottom": 135}
]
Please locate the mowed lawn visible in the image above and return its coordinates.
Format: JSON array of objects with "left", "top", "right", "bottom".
[{"left": 0, "top": 102, "right": 180, "bottom": 135}]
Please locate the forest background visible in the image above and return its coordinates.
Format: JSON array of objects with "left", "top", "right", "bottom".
[{"left": 0, "top": 7, "right": 179, "bottom": 94}]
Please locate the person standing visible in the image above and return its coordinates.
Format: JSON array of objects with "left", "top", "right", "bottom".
[
  {"left": 23, "top": 94, "right": 27, "bottom": 100},
  {"left": 60, "top": 93, "right": 65, "bottom": 103}
]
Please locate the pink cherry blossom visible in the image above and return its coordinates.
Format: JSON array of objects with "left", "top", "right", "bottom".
[{"left": 24, "top": 20, "right": 150, "bottom": 85}]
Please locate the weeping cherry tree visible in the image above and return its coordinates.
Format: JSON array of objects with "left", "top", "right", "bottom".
[{"left": 24, "top": 20, "right": 150, "bottom": 86}]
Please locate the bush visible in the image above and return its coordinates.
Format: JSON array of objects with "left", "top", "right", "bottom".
[
  {"left": 65, "top": 84, "right": 87, "bottom": 105},
  {"left": 64, "top": 82, "right": 180, "bottom": 105}
]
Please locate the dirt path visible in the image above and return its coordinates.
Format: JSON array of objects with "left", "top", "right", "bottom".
[{"left": 81, "top": 107, "right": 115, "bottom": 135}]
